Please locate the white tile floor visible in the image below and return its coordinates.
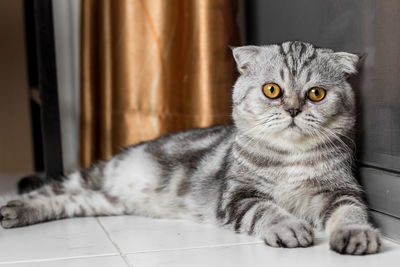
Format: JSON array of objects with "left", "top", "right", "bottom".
[{"left": 1, "top": 174, "right": 400, "bottom": 266}]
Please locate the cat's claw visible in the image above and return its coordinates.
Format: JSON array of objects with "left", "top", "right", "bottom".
[
  {"left": 329, "top": 225, "right": 381, "bottom": 255},
  {"left": 263, "top": 219, "right": 314, "bottom": 248}
]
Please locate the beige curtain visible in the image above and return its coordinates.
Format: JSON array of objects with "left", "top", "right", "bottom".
[{"left": 80, "top": 0, "right": 240, "bottom": 167}]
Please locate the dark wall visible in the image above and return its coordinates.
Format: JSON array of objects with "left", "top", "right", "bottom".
[{"left": 246, "top": 0, "right": 364, "bottom": 52}]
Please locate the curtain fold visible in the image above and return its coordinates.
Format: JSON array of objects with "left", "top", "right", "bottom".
[{"left": 80, "top": 0, "right": 240, "bottom": 167}]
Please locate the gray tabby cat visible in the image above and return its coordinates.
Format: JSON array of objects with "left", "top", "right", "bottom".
[{"left": 0, "top": 41, "right": 380, "bottom": 255}]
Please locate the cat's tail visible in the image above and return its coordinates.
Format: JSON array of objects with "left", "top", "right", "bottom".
[
  {"left": 17, "top": 175, "right": 45, "bottom": 194},
  {"left": 0, "top": 175, "right": 44, "bottom": 209},
  {"left": 0, "top": 175, "right": 44, "bottom": 207}
]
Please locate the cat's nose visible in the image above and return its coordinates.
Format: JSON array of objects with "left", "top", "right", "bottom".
[{"left": 287, "top": 108, "right": 301, "bottom": 117}]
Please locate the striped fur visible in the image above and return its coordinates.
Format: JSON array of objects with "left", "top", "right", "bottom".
[{"left": 0, "top": 41, "right": 380, "bottom": 255}]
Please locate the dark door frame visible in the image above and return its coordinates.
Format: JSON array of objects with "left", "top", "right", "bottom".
[{"left": 23, "top": 0, "right": 63, "bottom": 180}]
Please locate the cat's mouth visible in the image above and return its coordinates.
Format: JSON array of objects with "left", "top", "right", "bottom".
[
  {"left": 286, "top": 120, "right": 302, "bottom": 131},
  {"left": 288, "top": 120, "right": 299, "bottom": 128}
]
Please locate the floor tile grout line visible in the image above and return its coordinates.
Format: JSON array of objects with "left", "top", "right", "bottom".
[
  {"left": 96, "top": 217, "right": 132, "bottom": 267},
  {"left": 122, "top": 240, "right": 265, "bottom": 256},
  {"left": 0, "top": 253, "right": 119, "bottom": 265}
]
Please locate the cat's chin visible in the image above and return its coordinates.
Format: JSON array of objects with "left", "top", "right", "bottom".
[
  {"left": 265, "top": 127, "right": 315, "bottom": 151},
  {"left": 281, "top": 125, "right": 304, "bottom": 140}
]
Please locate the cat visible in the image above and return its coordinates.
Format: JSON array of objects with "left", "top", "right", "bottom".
[{"left": 0, "top": 41, "right": 380, "bottom": 255}]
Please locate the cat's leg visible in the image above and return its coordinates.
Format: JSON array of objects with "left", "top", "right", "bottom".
[
  {"left": 220, "top": 188, "right": 314, "bottom": 248},
  {"left": 319, "top": 189, "right": 381, "bottom": 255},
  {"left": 0, "top": 166, "right": 125, "bottom": 228},
  {"left": 0, "top": 193, "right": 122, "bottom": 228}
]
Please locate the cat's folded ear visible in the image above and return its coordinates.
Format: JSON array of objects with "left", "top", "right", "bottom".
[
  {"left": 231, "top": 46, "right": 260, "bottom": 75},
  {"left": 333, "top": 52, "right": 361, "bottom": 77}
]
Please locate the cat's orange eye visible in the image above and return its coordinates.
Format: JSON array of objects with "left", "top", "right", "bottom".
[
  {"left": 307, "top": 87, "right": 326, "bottom": 102},
  {"left": 262, "top": 83, "right": 282, "bottom": 99}
]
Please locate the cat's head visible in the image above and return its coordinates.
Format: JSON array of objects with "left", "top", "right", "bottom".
[{"left": 231, "top": 41, "right": 359, "bottom": 151}]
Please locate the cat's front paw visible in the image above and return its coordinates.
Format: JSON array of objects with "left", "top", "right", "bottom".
[
  {"left": 0, "top": 200, "right": 31, "bottom": 228},
  {"left": 263, "top": 218, "right": 314, "bottom": 248},
  {"left": 329, "top": 225, "right": 381, "bottom": 255}
]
